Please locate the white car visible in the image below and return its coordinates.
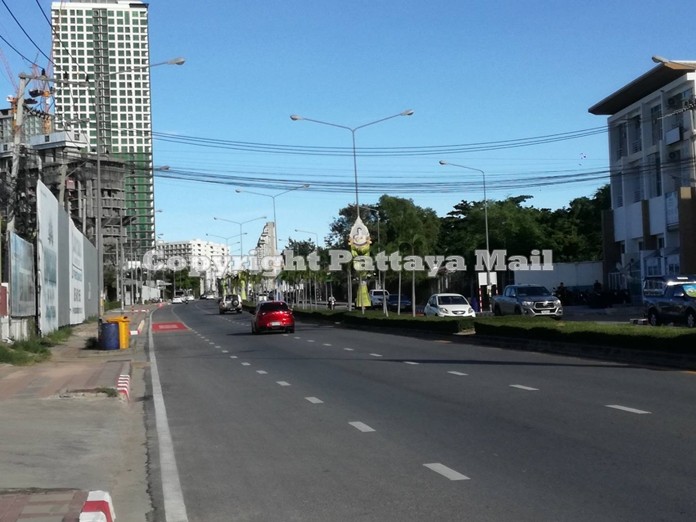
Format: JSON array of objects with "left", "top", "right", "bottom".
[
  {"left": 369, "top": 289, "right": 389, "bottom": 308},
  {"left": 424, "top": 293, "right": 476, "bottom": 318},
  {"left": 172, "top": 296, "right": 185, "bottom": 304}
]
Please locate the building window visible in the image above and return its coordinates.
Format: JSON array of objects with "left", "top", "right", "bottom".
[
  {"left": 648, "top": 152, "right": 662, "bottom": 198},
  {"left": 628, "top": 116, "right": 641, "bottom": 154},
  {"left": 651, "top": 104, "right": 663, "bottom": 145},
  {"left": 612, "top": 122, "right": 627, "bottom": 160}
]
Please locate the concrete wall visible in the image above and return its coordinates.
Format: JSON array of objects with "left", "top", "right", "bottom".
[{"left": 513, "top": 261, "right": 603, "bottom": 291}]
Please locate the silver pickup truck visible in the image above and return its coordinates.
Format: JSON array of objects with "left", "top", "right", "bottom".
[{"left": 492, "top": 284, "right": 563, "bottom": 318}]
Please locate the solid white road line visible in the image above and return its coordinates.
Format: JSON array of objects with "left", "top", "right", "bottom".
[
  {"left": 448, "top": 371, "right": 468, "bottom": 376},
  {"left": 305, "top": 397, "right": 324, "bottom": 404},
  {"left": 424, "top": 463, "right": 470, "bottom": 481},
  {"left": 276, "top": 381, "right": 291, "bottom": 386},
  {"left": 510, "top": 384, "right": 539, "bottom": 391},
  {"left": 349, "top": 421, "right": 376, "bottom": 432},
  {"left": 605, "top": 404, "right": 651, "bottom": 414},
  {"left": 148, "top": 325, "right": 189, "bottom": 521}
]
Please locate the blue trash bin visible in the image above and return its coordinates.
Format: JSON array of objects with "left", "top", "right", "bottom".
[{"left": 100, "top": 321, "right": 120, "bottom": 350}]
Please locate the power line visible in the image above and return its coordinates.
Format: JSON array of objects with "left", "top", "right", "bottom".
[
  {"left": 1, "top": 0, "right": 52, "bottom": 65},
  {"left": 153, "top": 126, "right": 608, "bottom": 158}
]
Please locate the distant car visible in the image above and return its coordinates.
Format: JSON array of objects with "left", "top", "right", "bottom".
[
  {"left": 369, "top": 289, "right": 389, "bottom": 308},
  {"left": 386, "top": 294, "right": 412, "bottom": 311},
  {"left": 219, "top": 294, "right": 243, "bottom": 314},
  {"left": 492, "top": 284, "right": 563, "bottom": 318},
  {"left": 424, "top": 293, "right": 476, "bottom": 318},
  {"left": 172, "top": 296, "right": 185, "bottom": 304},
  {"left": 251, "top": 300, "right": 295, "bottom": 334}
]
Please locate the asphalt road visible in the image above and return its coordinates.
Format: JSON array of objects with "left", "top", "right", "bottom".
[{"left": 147, "top": 300, "right": 696, "bottom": 522}]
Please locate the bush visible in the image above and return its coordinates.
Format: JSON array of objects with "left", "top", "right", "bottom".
[{"left": 473, "top": 316, "right": 696, "bottom": 353}]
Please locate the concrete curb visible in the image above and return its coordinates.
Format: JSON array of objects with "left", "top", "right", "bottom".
[
  {"left": 80, "top": 490, "right": 115, "bottom": 521},
  {"left": 465, "top": 334, "right": 696, "bottom": 370},
  {"left": 116, "top": 373, "right": 131, "bottom": 401}
]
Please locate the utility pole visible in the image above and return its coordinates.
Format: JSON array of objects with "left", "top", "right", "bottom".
[{"left": 7, "top": 75, "right": 30, "bottom": 237}]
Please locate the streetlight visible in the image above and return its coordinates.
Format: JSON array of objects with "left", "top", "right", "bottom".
[
  {"left": 294, "top": 229, "right": 320, "bottom": 308},
  {"left": 439, "top": 160, "right": 491, "bottom": 309},
  {"left": 294, "top": 228, "right": 319, "bottom": 247},
  {"left": 235, "top": 184, "right": 310, "bottom": 254},
  {"left": 290, "top": 110, "right": 413, "bottom": 219},
  {"left": 88, "top": 57, "right": 184, "bottom": 314},
  {"left": 291, "top": 110, "right": 414, "bottom": 311},
  {"left": 212, "top": 215, "right": 267, "bottom": 258}
]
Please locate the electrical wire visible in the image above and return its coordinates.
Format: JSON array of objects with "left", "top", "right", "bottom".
[{"left": 153, "top": 126, "right": 608, "bottom": 157}]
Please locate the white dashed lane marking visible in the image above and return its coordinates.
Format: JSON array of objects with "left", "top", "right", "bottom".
[
  {"left": 424, "top": 463, "right": 470, "bottom": 481},
  {"left": 448, "top": 371, "right": 468, "bottom": 376},
  {"left": 404, "top": 361, "right": 419, "bottom": 365},
  {"left": 344, "top": 348, "right": 354, "bottom": 352},
  {"left": 276, "top": 381, "right": 291, "bottom": 386},
  {"left": 305, "top": 397, "right": 324, "bottom": 404},
  {"left": 349, "top": 421, "right": 376, "bottom": 432},
  {"left": 606, "top": 405, "right": 651, "bottom": 415},
  {"left": 257, "top": 370, "right": 268, "bottom": 375},
  {"left": 369, "top": 353, "right": 383, "bottom": 358},
  {"left": 509, "top": 384, "right": 539, "bottom": 391},
  {"left": 241, "top": 362, "right": 251, "bottom": 367}
]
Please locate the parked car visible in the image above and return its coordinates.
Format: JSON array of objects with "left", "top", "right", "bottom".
[
  {"left": 369, "top": 289, "right": 389, "bottom": 309},
  {"left": 492, "top": 284, "right": 563, "bottom": 318},
  {"left": 644, "top": 281, "right": 696, "bottom": 327},
  {"left": 251, "top": 300, "right": 295, "bottom": 334},
  {"left": 424, "top": 293, "right": 476, "bottom": 318},
  {"left": 386, "top": 294, "right": 412, "bottom": 312},
  {"left": 219, "top": 294, "right": 243, "bottom": 314}
]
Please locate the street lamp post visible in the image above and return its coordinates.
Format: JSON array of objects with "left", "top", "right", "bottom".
[
  {"left": 294, "top": 229, "right": 320, "bottom": 308},
  {"left": 93, "top": 57, "right": 184, "bottom": 315},
  {"left": 206, "top": 233, "right": 243, "bottom": 294},
  {"left": 235, "top": 185, "right": 310, "bottom": 255},
  {"left": 290, "top": 110, "right": 414, "bottom": 311},
  {"left": 212, "top": 215, "right": 267, "bottom": 259},
  {"left": 290, "top": 110, "right": 413, "bottom": 220},
  {"left": 439, "top": 160, "right": 491, "bottom": 310}
]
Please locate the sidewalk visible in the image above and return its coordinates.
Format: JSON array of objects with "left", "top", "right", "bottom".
[{"left": 0, "top": 304, "right": 160, "bottom": 522}]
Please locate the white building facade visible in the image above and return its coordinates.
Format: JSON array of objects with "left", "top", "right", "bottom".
[
  {"left": 157, "top": 239, "right": 229, "bottom": 296},
  {"left": 589, "top": 58, "right": 696, "bottom": 294}
]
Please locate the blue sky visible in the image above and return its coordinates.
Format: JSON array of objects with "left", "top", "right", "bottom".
[{"left": 1, "top": 0, "right": 694, "bottom": 250}]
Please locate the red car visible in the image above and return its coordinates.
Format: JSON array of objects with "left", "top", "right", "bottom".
[{"left": 251, "top": 301, "right": 295, "bottom": 334}]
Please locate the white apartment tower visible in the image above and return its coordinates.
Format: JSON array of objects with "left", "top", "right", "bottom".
[{"left": 50, "top": 0, "right": 155, "bottom": 255}]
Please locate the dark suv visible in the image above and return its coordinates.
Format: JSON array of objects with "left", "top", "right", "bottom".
[{"left": 219, "top": 294, "right": 243, "bottom": 314}]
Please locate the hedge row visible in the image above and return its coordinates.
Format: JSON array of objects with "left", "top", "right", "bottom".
[
  {"left": 472, "top": 316, "right": 696, "bottom": 353},
  {"left": 288, "top": 306, "right": 696, "bottom": 354}
]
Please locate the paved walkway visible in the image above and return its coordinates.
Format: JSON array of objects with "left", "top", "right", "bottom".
[{"left": 0, "top": 304, "right": 159, "bottom": 521}]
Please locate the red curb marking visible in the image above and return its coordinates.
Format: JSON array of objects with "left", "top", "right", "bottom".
[{"left": 152, "top": 322, "right": 187, "bottom": 332}]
